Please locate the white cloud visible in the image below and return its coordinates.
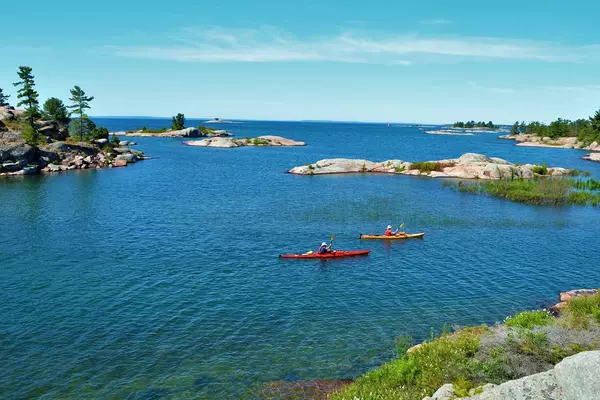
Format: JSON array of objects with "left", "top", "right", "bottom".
[
  {"left": 107, "top": 26, "right": 600, "bottom": 65},
  {"left": 419, "top": 19, "right": 453, "bottom": 25}
]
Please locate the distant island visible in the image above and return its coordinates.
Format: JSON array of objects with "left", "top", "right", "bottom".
[
  {"left": 1, "top": 65, "right": 147, "bottom": 177},
  {"left": 453, "top": 120, "right": 498, "bottom": 129},
  {"left": 116, "top": 115, "right": 233, "bottom": 138}
]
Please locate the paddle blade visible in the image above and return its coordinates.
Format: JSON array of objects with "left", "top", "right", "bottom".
[{"left": 330, "top": 235, "right": 335, "bottom": 241}]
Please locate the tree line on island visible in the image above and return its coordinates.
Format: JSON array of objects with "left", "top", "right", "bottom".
[
  {"left": 453, "top": 121, "right": 498, "bottom": 129},
  {"left": 509, "top": 108, "right": 600, "bottom": 146}
]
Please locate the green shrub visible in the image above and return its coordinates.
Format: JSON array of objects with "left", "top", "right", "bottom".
[
  {"left": 563, "top": 294, "right": 600, "bottom": 329},
  {"left": 505, "top": 311, "right": 553, "bottom": 329},
  {"left": 531, "top": 164, "right": 548, "bottom": 175}
]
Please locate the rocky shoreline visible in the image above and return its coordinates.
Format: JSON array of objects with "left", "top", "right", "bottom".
[
  {"left": 1, "top": 140, "right": 147, "bottom": 177},
  {"left": 499, "top": 133, "right": 600, "bottom": 151},
  {"left": 583, "top": 152, "right": 600, "bottom": 163},
  {"left": 184, "top": 135, "right": 306, "bottom": 148},
  {"left": 288, "top": 153, "right": 575, "bottom": 180}
]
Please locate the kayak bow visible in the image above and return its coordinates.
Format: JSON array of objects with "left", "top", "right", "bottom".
[
  {"left": 279, "top": 250, "right": 371, "bottom": 259},
  {"left": 360, "top": 233, "right": 425, "bottom": 240}
]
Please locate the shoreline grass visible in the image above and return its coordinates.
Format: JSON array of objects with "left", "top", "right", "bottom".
[
  {"left": 333, "top": 294, "right": 600, "bottom": 400},
  {"left": 443, "top": 178, "right": 600, "bottom": 206}
]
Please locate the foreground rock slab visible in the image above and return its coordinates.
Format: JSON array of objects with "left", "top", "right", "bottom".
[
  {"left": 288, "top": 153, "right": 575, "bottom": 180},
  {"left": 436, "top": 351, "right": 600, "bottom": 400},
  {"left": 184, "top": 135, "right": 306, "bottom": 148}
]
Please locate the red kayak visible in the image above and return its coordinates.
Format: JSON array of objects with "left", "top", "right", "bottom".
[{"left": 279, "top": 250, "right": 371, "bottom": 259}]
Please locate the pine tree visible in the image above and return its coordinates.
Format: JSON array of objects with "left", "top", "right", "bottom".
[
  {"left": 13, "top": 66, "right": 40, "bottom": 125},
  {"left": 171, "top": 113, "right": 185, "bottom": 130},
  {"left": 68, "top": 85, "right": 94, "bottom": 141},
  {"left": 43, "top": 97, "right": 71, "bottom": 125},
  {"left": 0, "top": 87, "right": 10, "bottom": 106}
]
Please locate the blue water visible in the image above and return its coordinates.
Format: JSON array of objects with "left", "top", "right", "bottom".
[{"left": 1, "top": 119, "right": 600, "bottom": 399}]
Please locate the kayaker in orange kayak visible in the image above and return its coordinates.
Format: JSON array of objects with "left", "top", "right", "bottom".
[{"left": 384, "top": 225, "right": 397, "bottom": 236}]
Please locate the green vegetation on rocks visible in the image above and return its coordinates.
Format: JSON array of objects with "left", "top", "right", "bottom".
[
  {"left": 68, "top": 85, "right": 94, "bottom": 141},
  {"left": 453, "top": 121, "right": 497, "bottom": 129},
  {"left": 333, "top": 294, "right": 600, "bottom": 400}
]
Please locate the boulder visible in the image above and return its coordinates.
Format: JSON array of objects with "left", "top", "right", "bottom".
[
  {"left": 116, "top": 153, "right": 137, "bottom": 163},
  {"left": 83, "top": 156, "right": 92, "bottom": 164},
  {"left": 2, "top": 160, "right": 26, "bottom": 172},
  {"left": 113, "top": 159, "right": 128, "bottom": 167},
  {"left": 584, "top": 141, "right": 600, "bottom": 151},
  {"left": 0, "top": 142, "right": 35, "bottom": 163},
  {"left": 518, "top": 165, "right": 534, "bottom": 179},
  {"left": 423, "top": 383, "right": 455, "bottom": 400},
  {"left": 0, "top": 109, "right": 15, "bottom": 121},
  {"left": 0, "top": 120, "right": 6, "bottom": 132},
  {"left": 481, "top": 164, "right": 501, "bottom": 179},
  {"left": 553, "top": 351, "right": 600, "bottom": 399},
  {"left": 113, "top": 147, "right": 132, "bottom": 154},
  {"left": 36, "top": 120, "right": 68, "bottom": 141},
  {"left": 45, "top": 163, "right": 61, "bottom": 172},
  {"left": 21, "top": 166, "right": 38, "bottom": 175},
  {"left": 96, "top": 138, "right": 108, "bottom": 145}
]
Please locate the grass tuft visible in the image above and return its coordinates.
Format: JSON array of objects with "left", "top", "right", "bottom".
[{"left": 505, "top": 311, "right": 553, "bottom": 330}]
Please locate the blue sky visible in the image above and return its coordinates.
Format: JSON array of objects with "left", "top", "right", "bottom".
[{"left": 2, "top": 0, "right": 600, "bottom": 123}]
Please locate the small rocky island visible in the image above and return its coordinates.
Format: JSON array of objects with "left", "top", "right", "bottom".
[
  {"left": 184, "top": 135, "right": 306, "bottom": 148},
  {"left": 288, "top": 153, "right": 575, "bottom": 179}
]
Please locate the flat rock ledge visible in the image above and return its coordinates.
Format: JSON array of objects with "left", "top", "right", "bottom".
[
  {"left": 424, "top": 351, "right": 600, "bottom": 400},
  {"left": 288, "top": 153, "right": 575, "bottom": 180},
  {"left": 114, "top": 127, "right": 232, "bottom": 138},
  {"left": 183, "top": 135, "right": 306, "bottom": 148},
  {"left": 583, "top": 152, "right": 600, "bottom": 163},
  {"left": 500, "top": 134, "right": 600, "bottom": 151}
]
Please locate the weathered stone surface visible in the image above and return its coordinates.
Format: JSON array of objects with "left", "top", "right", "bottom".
[
  {"left": 559, "top": 289, "right": 599, "bottom": 303},
  {"left": 96, "top": 138, "right": 108, "bottom": 145},
  {"left": 501, "top": 134, "right": 586, "bottom": 149},
  {"left": 554, "top": 351, "right": 600, "bottom": 399},
  {"left": 113, "top": 159, "right": 128, "bottom": 167},
  {"left": 2, "top": 160, "right": 26, "bottom": 171},
  {"left": 428, "top": 383, "right": 455, "bottom": 400},
  {"left": 0, "top": 142, "right": 35, "bottom": 163}
]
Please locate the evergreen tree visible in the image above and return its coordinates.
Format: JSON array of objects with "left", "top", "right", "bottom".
[
  {"left": 0, "top": 87, "right": 10, "bottom": 106},
  {"left": 171, "top": 113, "right": 185, "bottom": 130},
  {"left": 42, "top": 97, "right": 71, "bottom": 125},
  {"left": 21, "top": 122, "right": 41, "bottom": 147},
  {"left": 68, "top": 86, "right": 94, "bottom": 141},
  {"left": 519, "top": 121, "right": 527, "bottom": 134},
  {"left": 510, "top": 121, "right": 520, "bottom": 135},
  {"left": 13, "top": 66, "right": 40, "bottom": 126},
  {"left": 69, "top": 116, "right": 96, "bottom": 141}
]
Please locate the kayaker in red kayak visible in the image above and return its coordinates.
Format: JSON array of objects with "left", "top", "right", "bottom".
[{"left": 318, "top": 242, "right": 332, "bottom": 254}]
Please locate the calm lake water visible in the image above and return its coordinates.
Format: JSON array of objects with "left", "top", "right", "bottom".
[{"left": 1, "top": 119, "right": 600, "bottom": 399}]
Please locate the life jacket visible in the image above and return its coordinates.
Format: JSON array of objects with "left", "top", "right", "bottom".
[
  {"left": 384, "top": 228, "right": 393, "bottom": 236},
  {"left": 318, "top": 245, "right": 328, "bottom": 254}
]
